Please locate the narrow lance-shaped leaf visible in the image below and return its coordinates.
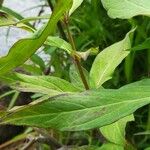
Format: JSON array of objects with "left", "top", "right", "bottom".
[
  {"left": 0, "top": 73, "right": 79, "bottom": 96},
  {"left": 0, "top": 6, "right": 34, "bottom": 32},
  {"left": 0, "top": 10, "right": 16, "bottom": 26},
  {"left": 0, "top": 79, "right": 150, "bottom": 131},
  {"left": 46, "top": 36, "right": 98, "bottom": 59},
  {"left": 0, "top": 0, "right": 72, "bottom": 75},
  {"left": 69, "top": 0, "right": 83, "bottom": 15},
  {"left": 90, "top": 29, "right": 135, "bottom": 88},
  {"left": 69, "top": 64, "right": 90, "bottom": 91},
  {"left": 101, "top": 0, "right": 150, "bottom": 19},
  {"left": 130, "top": 38, "right": 150, "bottom": 51},
  {"left": 45, "top": 36, "right": 73, "bottom": 54}
]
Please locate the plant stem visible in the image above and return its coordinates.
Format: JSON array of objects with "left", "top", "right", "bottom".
[
  {"left": 47, "top": 0, "right": 67, "bottom": 41},
  {"left": 64, "top": 14, "right": 89, "bottom": 90},
  {"left": 64, "top": 14, "right": 106, "bottom": 143},
  {"left": 47, "top": 2, "right": 106, "bottom": 143}
]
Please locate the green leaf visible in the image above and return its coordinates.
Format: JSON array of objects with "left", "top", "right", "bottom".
[
  {"left": 100, "top": 115, "right": 134, "bottom": 146},
  {"left": 1, "top": 6, "right": 28, "bottom": 23},
  {"left": 69, "top": 64, "right": 90, "bottom": 91},
  {"left": 0, "top": 0, "right": 72, "bottom": 75},
  {"left": 101, "top": 0, "right": 150, "bottom": 19},
  {"left": 31, "top": 54, "right": 45, "bottom": 71},
  {"left": 45, "top": 36, "right": 73, "bottom": 54},
  {"left": 0, "top": 6, "right": 34, "bottom": 32},
  {"left": 90, "top": 29, "right": 135, "bottom": 88},
  {"left": 0, "top": 79, "right": 150, "bottom": 131},
  {"left": 45, "top": 37, "right": 99, "bottom": 59},
  {"left": 99, "top": 143, "right": 123, "bottom": 150},
  {"left": 21, "top": 64, "right": 43, "bottom": 75},
  {"left": 17, "top": 15, "right": 49, "bottom": 24},
  {"left": 130, "top": 38, "right": 150, "bottom": 51},
  {"left": 69, "top": 0, "right": 83, "bottom": 15},
  {"left": 0, "top": 73, "right": 79, "bottom": 96},
  {"left": 0, "top": 10, "right": 16, "bottom": 26}
]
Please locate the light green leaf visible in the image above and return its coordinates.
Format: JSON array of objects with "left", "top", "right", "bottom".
[
  {"left": 0, "top": 73, "right": 79, "bottom": 96},
  {"left": 90, "top": 29, "right": 135, "bottom": 88},
  {"left": 45, "top": 37, "right": 98, "bottom": 59},
  {"left": 17, "top": 15, "right": 49, "bottom": 24},
  {"left": 0, "top": 0, "right": 72, "bottom": 75},
  {"left": 100, "top": 115, "right": 134, "bottom": 146},
  {"left": 21, "top": 64, "right": 42, "bottom": 75},
  {"left": 101, "top": 0, "right": 150, "bottom": 19},
  {"left": 0, "top": 10, "right": 16, "bottom": 26},
  {"left": 69, "top": 0, "right": 83, "bottom": 15},
  {"left": 99, "top": 143, "right": 123, "bottom": 150},
  {"left": 0, "top": 79, "right": 150, "bottom": 131},
  {"left": 69, "top": 64, "right": 89, "bottom": 91},
  {"left": 45, "top": 36, "right": 73, "bottom": 54},
  {"left": 0, "top": 6, "right": 34, "bottom": 32},
  {"left": 31, "top": 54, "right": 45, "bottom": 71}
]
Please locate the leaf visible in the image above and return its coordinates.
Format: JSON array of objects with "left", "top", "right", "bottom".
[
  {"left": 21, "top": 64, "right": 42, "bottom": 75},
  {"left": 0, "top": 6, "right": 34, "bottom": 31},
  {"left": 69, "top": 64, "right": 90, "bottom": 91},
  {"left": 90, "top": 29, "right": 135, "bottom": 88},
  {"left": 0, "top": 73, "right": 79, "bottom": 96},
  {"left": 0, "top": 0, "right": 72, "bottom": 75},
  {"left": 100, "top": 115, "right": 134, "bottom": 146},
  {"left": 0, "top": 10, "right": 16, "bottom": 26},
  {"left": 31, "top": 54, "right": 45, "bottom": 71},
  {"left": 101, "top": 0, "right": 150, "bottom": 19},
  {"left": 134, "top": 131, "right": 150, "bottom": 135},
  {"left": 17, "top": 15, "right": 49, "bottom": 24},
  {"left": 1, "top": 6, "right": 28, "bottom": 23},
  {"left": 45, "top": 36, "right": 73, "bottom": 54},
  {"left": 0, "top": 79, "right": 150, "bottom": 131},
  {"left": 130, "top": 38, "right": 150, "bottom": 51},
  {"left": 99, "top": 143, "right": 123, "bottom": 150},
  {"left": 69, "top": 0, "right": 83, "bottom": 15},
  {"left": 45, "top": 37, "right": 98, "bottom": 59}
]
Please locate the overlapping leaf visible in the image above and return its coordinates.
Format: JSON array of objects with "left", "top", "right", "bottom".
[
  {"left": 0, "top": 79, "right": 150, "bottom": 131},
  {"left": 0, "top": 73, "right": 79, "bottom": 96}
]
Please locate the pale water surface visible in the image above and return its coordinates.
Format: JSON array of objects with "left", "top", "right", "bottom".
[{"left": 0, "top": 0, "right": 49, "bottom": 57}]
